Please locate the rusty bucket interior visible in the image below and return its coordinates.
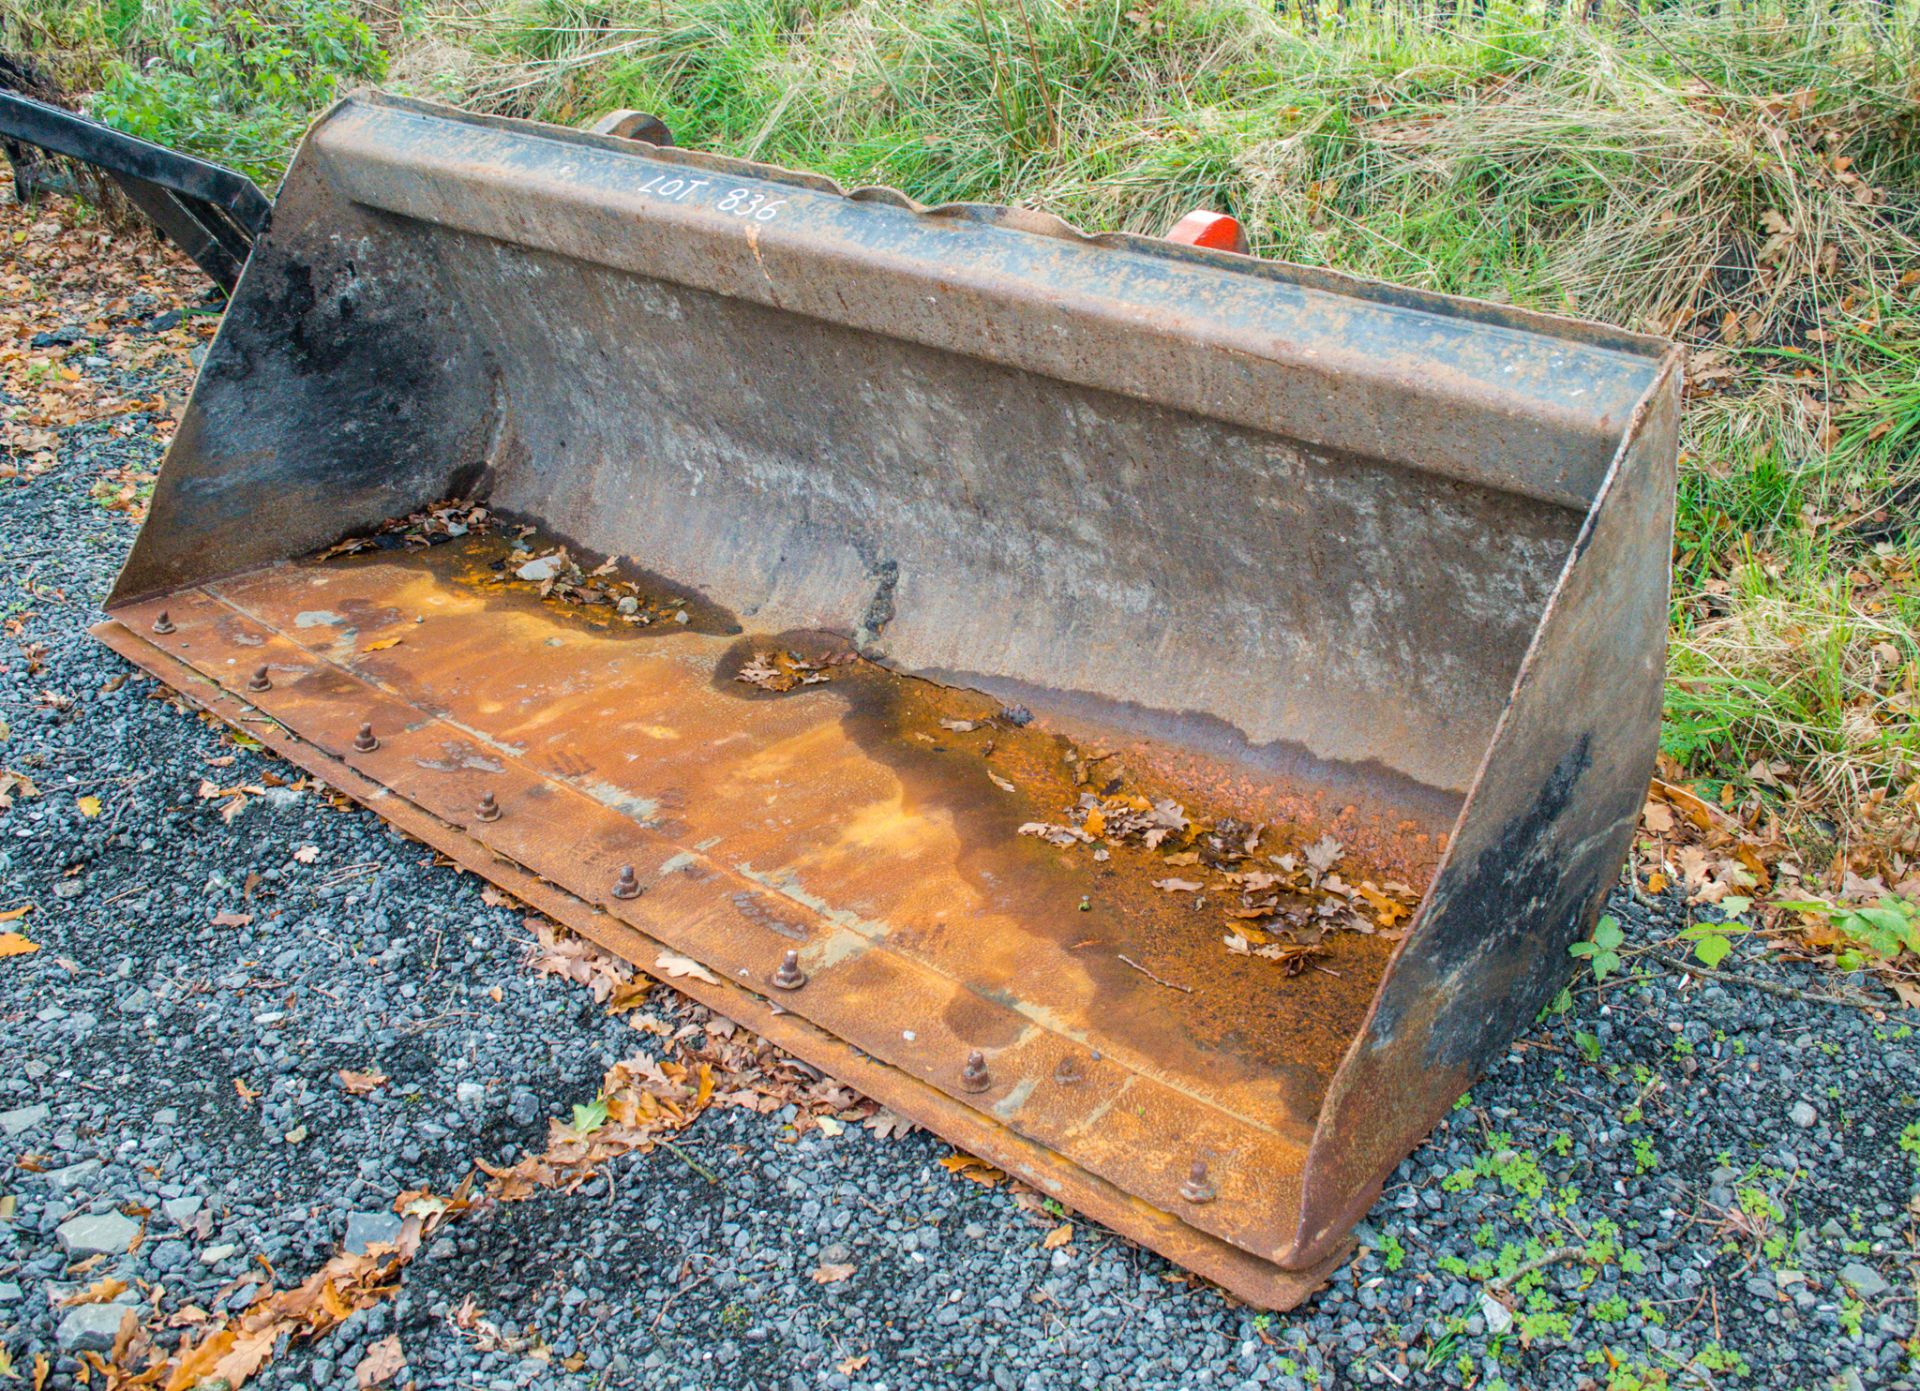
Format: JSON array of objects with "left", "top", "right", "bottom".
[{"left": 94, "top": 92, "right": 1682, "bottom": 1307}]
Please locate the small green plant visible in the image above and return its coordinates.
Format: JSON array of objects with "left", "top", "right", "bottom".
[
  {"left": 1678, "top": 899, "right": 1752, "bottom": 968},
  {"left": 1901, "top": 1121, "right": 1920, "bottom": 1174},
  {"left": 1696, "top": 1344, "right": 1750, "bottom": 1377},
  {"left": 1631, "top": 1137, "right": 1659, "bottom": 1175},
  {"left": 1570, "top": 914, "right": 1624, "bottom": 980},
  {"left": 1775, "top": 894, "right": 1920, "bottom": 970},
  {"left": 1574, "top": 1031, "right": 1603, "bottom": 1065},
  {"left": 1379, "top": 1230, "right": 1406, "bottom": 1272},
  {"left": 1838, "top": 1294, "right": 1865, "bottom": 1338}
]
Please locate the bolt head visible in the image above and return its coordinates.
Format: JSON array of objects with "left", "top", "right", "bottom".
[
  {"left": 611, "top": 865, "right": 640, "bottom": 900},
  {"left": 960, "top": 1049, "right": 991, "bottom": 1093},
  {"left": 247, "top": 665, "right": 271, "bottom": 692},
  {"left": 352, "top": 723, "right": 379, "bottom": 752},
  {"left": 771, "top": 950, "right": 807, "bottom": 991},
  {"left": 152, "top": 612, "right": 175, "bottom": 635},
  {"left": 476, "top": 791, "right": 501, "bottom": 822},
  {"left": 1180, "top": 1159, "right": 1217, "bottom": 1204}
]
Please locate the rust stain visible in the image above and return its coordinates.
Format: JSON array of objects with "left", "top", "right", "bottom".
[
  {"left": 108, "top": 527, "right": 1437, "bottom": 1267},
  {"left": 302, "top": 532, "right": 1413, "bottom": 1124}
]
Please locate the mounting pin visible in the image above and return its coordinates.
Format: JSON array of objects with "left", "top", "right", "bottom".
[
  {"left": 1180, "top": 1159, "right": 1217, "bottom": 1204},
  {"left": 611, "top": 864, "right": 641, "bottom": 900},
  {"left": 247, "top": 665, "right": 272, "bottom": 692},
  {"left": 152, "top": 612, "right": 175, "bottom": 635},
  {"left": 353, "top": 722, "right": 380, "bottom": 752},
  {"left": 960, "top": 1049, "right": 992, "bottom": 1093},
  {"left": 770, "top": 950, "right": 807, "bottom": 991},
  {"left": 476, "top": 790, "right": 501, "bottom": 822}
]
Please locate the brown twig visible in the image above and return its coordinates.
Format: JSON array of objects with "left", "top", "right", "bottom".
[
  {"left": 1117, "top": 954, "right": 1192, "bottom": 994},
  {"left": 1486, "top": 1245, "right": 1589, "bottom": 1297},
  {"left": 1646, "top": 950, "right": 1883, "bottom": 1012}
]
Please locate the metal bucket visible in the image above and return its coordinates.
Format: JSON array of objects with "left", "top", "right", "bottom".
[{"left": 95, "top": 92, "right": 1680, "bottom": 1307}]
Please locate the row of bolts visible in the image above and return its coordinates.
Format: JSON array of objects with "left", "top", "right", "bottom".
[{"left": 153, "top": 611, "right": 1223, "bottom": 1208}]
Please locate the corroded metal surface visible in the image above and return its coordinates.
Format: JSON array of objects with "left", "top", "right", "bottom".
[{"left": 97, "top": 92, "right": 1682, "bottom": 1306}]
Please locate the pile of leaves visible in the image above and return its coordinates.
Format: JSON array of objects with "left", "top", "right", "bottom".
[
  {"left": 323, "top": 514, "right": 706, "bottom": 632},
  {"left": 500, "top": 539, "right": 695, "bottom": 628},
  {"left": 735, "top": 648, "right": 850, "bottom": 693},
  {"left": 320, "top": 499, "right": 496, "bottom": 557},
  {"left": 1634, "top": 763, "right": 1918, "bottom": 1004},
  {"left": 478, "top": 1052, "right": 716, "bottom": 1199},
  {"left": 109, "top": 1185, "right": 470, "bottom": 1389},
  {"left": 1020, "top": 776, "right": 1421, "bottom": 968},
  {"left": 523, "top": 916, "right": 913, "bottom": 1138},
  {"left": 0, "top": 194, "right": 201, "bottom": 501}
]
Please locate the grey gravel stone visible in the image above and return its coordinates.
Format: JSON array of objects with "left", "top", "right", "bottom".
[
  {"left": 1839, "top": 1262, "right": 1891, "bottom": 1299},
  {"left": 57, "top": 1303, "right": 133, "bottom": 1353},
  {"left": 46, "top": 1158, "right": 102, "bottom": 1191},
  {"left": 56, "top": 1211, "right": 139, "bottom": 1257},
  {"left": 1789, "top": 1100, "right": 1818, "bottom": 1128},
  {"left": 0, "top": 1102, "right": 49, "bottom": 1136},
  {"left": 346, "top": 1210, "right": 406, "bottom": 1254}
]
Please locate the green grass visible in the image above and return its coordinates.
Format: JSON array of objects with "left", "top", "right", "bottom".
[{"left": 8, "top": 0, "right": 1919, "bottom": 857}]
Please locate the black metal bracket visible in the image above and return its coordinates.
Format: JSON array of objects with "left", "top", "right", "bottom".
[{"left": 0, "top": 90, "right": 272, "bottom": 290}]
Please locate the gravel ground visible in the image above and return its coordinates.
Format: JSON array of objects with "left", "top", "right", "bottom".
[{"left": 3, "top": 197, "right": 1917, "bottom": 1391}]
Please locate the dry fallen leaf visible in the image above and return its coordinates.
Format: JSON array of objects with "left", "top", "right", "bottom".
[
  {"left": 76, "top": 794, "right": 102, "bottom": 818},
  {"left": 937, "top": 1151, "right": 1006, "bottom": 1187},
  {"left": 863, "top": 1109, "right": 917, "bottom": 1140},
  {"left": 212, "top": 910, "right": 253, "bottom": 928},
  {"left": 837, "top": 1353, "right": 871, "bottom": 1374},
  {"left": 338, "top": 1069, "right": 388, "bottom": 1096},
  {"left": 810, "top": 1263, "right": 856, "bottom": 1285},
  {"left": 1042, "top": 1223, "right": 1073, "bottom": 1250},
  {"left": 60, "top": 1276, "right": 129, "bottom": 1306},
  {"left": 604, "top": 980, "right": 654, "bottom": 1015},
  {"left": 292, "top": 845, "right": 319, "bottom": 865},
  {"left": 234, "top": 1077, "right": 260, "bottom": 1103},
  {"left": 654, "top": 952, "right": 721, "bottom": 986},
  {"left": 0, "top": 903, "right": 31, "bottom": 922},
  {"left": 1152, "top": 878, "right": 1204, "bottom": 893},
  {"left": 355, "top": 1334, "right": 406, "bottom": 1388},
  {"left": 1303, "top": 834, "right": 1343, "bottom": 875},
  {"left": 361, "top": 637, "right": 406, "bottom": 653},
  {"left": 0, "top": 931, "right": 39, "bottom": 958}
]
